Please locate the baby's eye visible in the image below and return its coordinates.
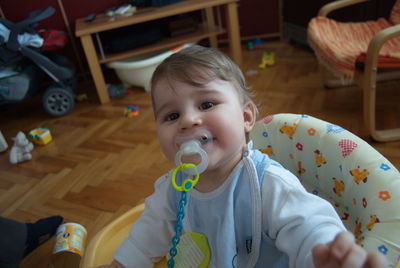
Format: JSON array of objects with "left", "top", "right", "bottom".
[
  {"left": 200, "top": 101, "right": 215, "bottom": 110},
  {"left": 166, "top": 113, "right": 179, "bottom": 121}
]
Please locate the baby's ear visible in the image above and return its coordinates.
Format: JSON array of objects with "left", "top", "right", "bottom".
[{"left": 243, "top": 101, "right": 257, "bottom": 133}]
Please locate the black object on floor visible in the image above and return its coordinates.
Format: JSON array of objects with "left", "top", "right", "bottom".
[{"left": 24, "top": 215, "right": 64, "bottom": 257}]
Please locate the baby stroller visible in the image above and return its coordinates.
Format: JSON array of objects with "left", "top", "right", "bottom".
[{"left": 0, "top": 6, "right": 76, "bottom": 117}]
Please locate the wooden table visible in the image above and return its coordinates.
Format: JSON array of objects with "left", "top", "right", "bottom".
[{"left": 75, "top": 0, "right": 242, "bottom": 104}]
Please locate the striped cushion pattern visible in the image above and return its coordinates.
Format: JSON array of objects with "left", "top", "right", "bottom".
[
  {"left": 308, "top": 17, "right": 400, "bottom": 80},
  {"left": 391, "top": 0, "right": 400, "bottom": 25}
]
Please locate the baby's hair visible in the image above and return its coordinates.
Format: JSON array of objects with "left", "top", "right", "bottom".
[{"left": 150, "top": 44, "right": 258, "bottom": 112}]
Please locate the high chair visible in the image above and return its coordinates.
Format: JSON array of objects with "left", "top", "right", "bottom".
[
  {"left": 307, "top": 0, "right": 400, "bottom": 142},
  {"left": 80, "top": 203, "right": 165, "bottom": 267},
  {"left": 81, "top": 114, "right": 400, "bottom": 268},
  {"left": 250, "top": 113, "right": 400, "bottom": 267}
]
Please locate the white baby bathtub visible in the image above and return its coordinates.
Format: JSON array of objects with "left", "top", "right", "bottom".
[{"left": 107, "top": 43, "right": 193, "bottom": 92}]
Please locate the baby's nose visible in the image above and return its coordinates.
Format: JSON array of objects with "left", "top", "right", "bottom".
[{"left": 180, "top": 112, "right": 202, "bottom": 130}]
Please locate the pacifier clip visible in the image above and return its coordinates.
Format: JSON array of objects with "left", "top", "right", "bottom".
[{"left": 168, "top": 140, "right": 210, "bottom": 268}]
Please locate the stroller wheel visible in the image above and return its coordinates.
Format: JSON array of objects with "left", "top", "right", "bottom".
[{"left": 42, "top": 87, "right": 75, "bottom": 117}]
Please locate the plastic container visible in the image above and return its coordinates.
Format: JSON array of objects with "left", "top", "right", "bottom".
[
  {"left": 51, "top": 222, "right": 87, "bottom": 268},
  {"left": 28, "top": 127, "right": 52, "bottom": 145},
  {"left": 107, "top": 43, "right": 193, "bottom": 92}
]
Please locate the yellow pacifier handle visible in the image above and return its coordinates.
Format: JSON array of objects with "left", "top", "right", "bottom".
[{"left": 171, "top": 163, "right": 200, "bottom": 192}]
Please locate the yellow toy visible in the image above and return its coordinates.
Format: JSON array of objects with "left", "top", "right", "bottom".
[
  {"left": 124, "top": 105, "right": 139, "bottom": 117},
  {"left": 28, "top": 127, "right": 52, "bottom": 145},
  {"left": 76, "top": 93, "right": 88, "bottom": 102},
  {"left": 259, "top": 52, "right": 275, "bottom": 69}
]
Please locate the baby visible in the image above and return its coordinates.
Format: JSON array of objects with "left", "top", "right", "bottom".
[{"left": 106, "top": 45, "right": 387, "bottom": 268}]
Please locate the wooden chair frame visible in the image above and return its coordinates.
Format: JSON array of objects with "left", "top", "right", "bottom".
[{"left": 317, "top": 0, "right": 400, "bottom": 142}]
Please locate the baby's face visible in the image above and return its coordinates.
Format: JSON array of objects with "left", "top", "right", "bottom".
[{"left": 152, "top": 78, "right": 254, "bottom": 175}]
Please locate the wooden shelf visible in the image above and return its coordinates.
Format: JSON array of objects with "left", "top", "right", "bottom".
[
  {"left": 76, "top": 0, "right": 236, "bottom": 36},
  {"left": 98, "top": 24, "right": 226, "bottom": 64},
  {"left": 75, "top": 0, "right": 241, "bottom": 104}
]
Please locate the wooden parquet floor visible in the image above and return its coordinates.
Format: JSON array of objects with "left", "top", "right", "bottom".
[{"left": 0, "top": 41, "right": 399, "bottom": 268}]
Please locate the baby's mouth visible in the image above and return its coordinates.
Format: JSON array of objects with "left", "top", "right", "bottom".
[
  {"left": 199, "top": 135, "right": 213, "bottom": 146},
  {"left": 175, "top": 130, "right": 214, "bottom": 149},
  {"left": 174, "top": 132, "right": 210, "bottom": 174}
]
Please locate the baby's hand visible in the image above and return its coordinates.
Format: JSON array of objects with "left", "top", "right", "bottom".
[{"left": 312, "top": 232, "right": 388, "bottom": 268}]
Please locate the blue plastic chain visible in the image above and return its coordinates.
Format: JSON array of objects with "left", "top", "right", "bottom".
[{"left": 167, "top": 191, "right": 187, "bottom": 268}]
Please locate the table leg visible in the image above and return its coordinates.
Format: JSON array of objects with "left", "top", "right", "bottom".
[
  {"left": 80, "top": 35, "right": 110, "bottom": 104},
  {"left": 225, "top": 2, "right": 242, "bottom": 66},
  {"left": 205, "top": 7, "right": 218, "bottom": 48}
]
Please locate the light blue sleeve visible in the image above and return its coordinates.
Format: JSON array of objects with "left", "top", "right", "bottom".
[{"left": 261, "top": 165, "right": 346, "bottom": 268}]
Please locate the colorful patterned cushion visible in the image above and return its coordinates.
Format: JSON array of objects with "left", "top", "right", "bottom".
[
  {"left": 308, "top": 16, "right": 400, "bottom": 81},
  {"left": 250, "top": 113, "right": 400, "bottom": 267}
]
